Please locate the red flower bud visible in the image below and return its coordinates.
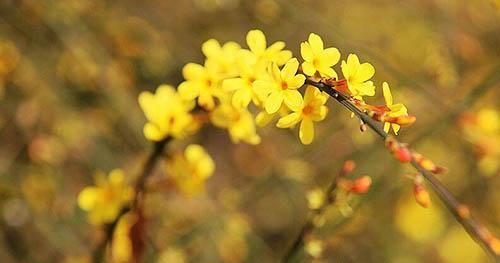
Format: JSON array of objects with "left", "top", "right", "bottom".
[
  {"left": 350, "top": 176, "right": 372, "bottom": 194},
  {"left": 394, "top": 147, "right": 412, "bottom": 163},
  {"left": 343, "top": 160, "right": 356, "bottom": 174}
]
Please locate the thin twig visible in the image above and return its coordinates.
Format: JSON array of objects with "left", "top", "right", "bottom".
[
  {"left": 92, "top": 137, "right": 171, "bottom": 263},
  {"left": 303, "top": 78, "right": 500, "bottom": 261},
  {"left": 282, "top": 163, "right": 347, "bottom": 262}
]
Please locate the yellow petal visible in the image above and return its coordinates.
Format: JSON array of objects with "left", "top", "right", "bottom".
[
  {"left": 232, "top": 88, "right": 252, "bottom": 108},
  {"left": 318, "top": 67, "right": 337, "bottom": 78},
  {"left": 382, "top": 82, "right": 393, "bottom": 106},
  {"left": 311, "top": 106, "right": 328, "bottom": 121},
  {"left": 138, "top": 92, "right": 155, "bottom": 121},
  {"left": 283, "top": 90, "right": 303, "bottom": 111},
  {"left": 144, "top": 123, "right": 165, "bottom": 141},
  {"left": 275, "top": 50, "right": 293, "bottom": 66},
  {"left": 299, "top": 119, "right": 314, "bottom": 145},
  {"left": 384, "top": 122, "right": 391, "bottom": 133},
  {"left": 322, "top": 47, "right": 340, "bottom": 65},
  {"left": 392, "top": 124, "right": 401, "bottom": 135},
  {"left": 288, "top": 74, "right": 305, "bottom": 89},
  {"left": 198, "top": 93, "right": 215, "bottom": 110},
  {"left": 304, "top": 86, "right": 316, "bottom": 102},
  {"left": 247, "top": 29, "right": 266, "bottom": 54},
  {"left": 308, "top": 33, "right": 324, "bottom": 54},
  {"left": 265, "top": 91, "right": 284, "bottom": 114},
  {"left": 276, "top": 112, "right": 302, "bottom": 128},
  {"left": 178, "top": 81, "right": 200, "bottom": 100},
  {"left": 281, "top": 58, "right": 299, "bottom": 80},
  {"left": 202, "top": 39, "right": 220, "bottom": 58},
  {"left": 109, "top": 169, "right": 125, "bottom": 185},
  {"left": 342, "top": 54, "right": 359, "bottom": 79},
  {"left": 185, "top": 144, "right": 214, "bottom": 178},
  {"left": 270, "top": 62, "right": 281, "bottom": 81},
  {"left": 357, "top": 62, "right": 375, "bottom": 82},
  {"left": 78, "top": 187, "right": 99, "bottom": 211},
  {"left": 301, "top": 62, "right": 317, "bottom": 76},
  {"left": 222, "top": 78, "right": 245, "bottom": 92},
  {"left": 267, "top": 41, "right": 285, "bottom": 52},
  {"left": 252, "top": 80, "right": 272, "bottom": 97},
  {"left": 300, "top": 42, "right": 314, "bottom": 61},
  {"left": 182, "top": 63, "right": 204, "bottom": 80}
]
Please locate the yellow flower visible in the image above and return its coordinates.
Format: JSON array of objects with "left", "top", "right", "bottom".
[
  {"left": 138, "top": 85, "right": 195, "bottom": 141},
  {"left": 111, "top": 213, "right": 136, "bottom": 263},
  {"left": 253, "top": 58, "right": 305, "bottom": 114},
  {"left": 178, "top": 60, "right": 225, "bottom": 110},
  {"left": 245, "top": 29, "right": 292, "bottom": 65},
  {"left": 341, "top": 54, "right": 376, "bottom": 99},
  {"left": 77, "top": 169, "right": 134, "bottom": 225},
  {"left": 202, "top": 39, "right": 241, "bottom": 78},
  {"left": 300, "top": 33, "right": 340, "bottom": 78},
  {"left": 277, "top": 86, "right": 328, "bottom": 144},
  {"left": 222, "top": 51, "right": 268, "bottom": 109},
  {"left": 382, "top": 82, "right": 408, "bottom": 135},
  {"left": 211, "top": 102, "right": 261, "bottom": 144},
  {"left": 168, "top": 144, "right": 215, "bottom": 196}
]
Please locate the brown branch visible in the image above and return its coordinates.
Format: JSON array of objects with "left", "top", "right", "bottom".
[
  {"left": 304, "top": 78, "right": 500, "bottom": 261},
  {"left": 92, "top": 137, "right": 171, "bottom": 263}
]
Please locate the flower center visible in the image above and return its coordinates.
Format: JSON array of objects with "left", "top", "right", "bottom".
[
  {"left": 168, "top": 116, "right": 176, "bottom": 125},
  {"left": 281, "top": 81, "right": 288, "bottom": 90},
  {"left": 302, "top": 105, "right": 314, "bottom": 115},
  {"left": 312, "top": 58, "right": 320, "bottom": 68}
]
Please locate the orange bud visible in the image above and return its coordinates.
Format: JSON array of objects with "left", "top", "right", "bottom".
[
  {"left": 413, "top": 184, "right": 431, "bottom": 208},
  {"left": 350, "top": 176, "right": 372, "bottom": 194},
  {"left": 457, "top": 205, "right": 470, "bottom": 219},
  {"left": 412, "top": 152, "right": 447, "bottom": 174},
  {"left": 343, "top": 160, "right": 356, "bottom": 174},
  {"left": 489, "top": 237, "right": 500, "bottom": 255},
  {"left": 394, "top": 147, "right": 412, "bottom": 163}
]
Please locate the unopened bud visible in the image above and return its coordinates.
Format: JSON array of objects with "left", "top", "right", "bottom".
[
  {"left": 412, "top": 152, "right": 447, "bottom": 174},
  {"left": 343, "top": 160, "right": 356, "bottom": 174},
  {"left": 394, "top": 115, "right": 417, "bottom": 126},
  {"left": 489, "top": 237, "right": 500, "bottom": 255},
  {"left": 413, "top": 184, "right": 431, "bottom": 208},
  {"left": 350, "top": 176, "right": 372, "bottom": 194},
  {"left": 394, "top": 147, "right": 412, "bottom": 163},
  {"left": 457, "top": 205, "right": 470, "bottom": 219}
]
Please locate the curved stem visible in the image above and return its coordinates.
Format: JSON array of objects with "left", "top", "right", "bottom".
[
  {"left": 302, "top": 78, "right": 499, "bottom": 261},
  {"left": 92, "top": 137, "right": 171, "bottom": 263}
]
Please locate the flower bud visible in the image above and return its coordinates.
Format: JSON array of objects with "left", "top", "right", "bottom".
[
  {"left": 413, "top": 184, "right": 431, "bottom": 208},
  {"left": 394, "top": 147, "right": 412, "bottom": 163},
  {"left": 342, "top": 160, "right": 356, "bottom": 174},
  {"left": 349, "top": 176, "right": 372, "bottom": 194}
]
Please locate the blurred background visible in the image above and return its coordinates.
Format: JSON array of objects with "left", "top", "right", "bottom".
[{"left": 0, "top": 0, "right": 499, "bottom": 262}]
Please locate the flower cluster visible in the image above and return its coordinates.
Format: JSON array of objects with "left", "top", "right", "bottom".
[
  {"left": 78, "top": 29, "right": 415, "bottom": 233},
  {"left": 136, "top": 30, "right": 412, "bottom": 147}
]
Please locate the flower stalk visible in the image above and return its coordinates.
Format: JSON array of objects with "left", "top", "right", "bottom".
[{"left": 303, "top": 78, "right": 500, "bottom": 260}]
